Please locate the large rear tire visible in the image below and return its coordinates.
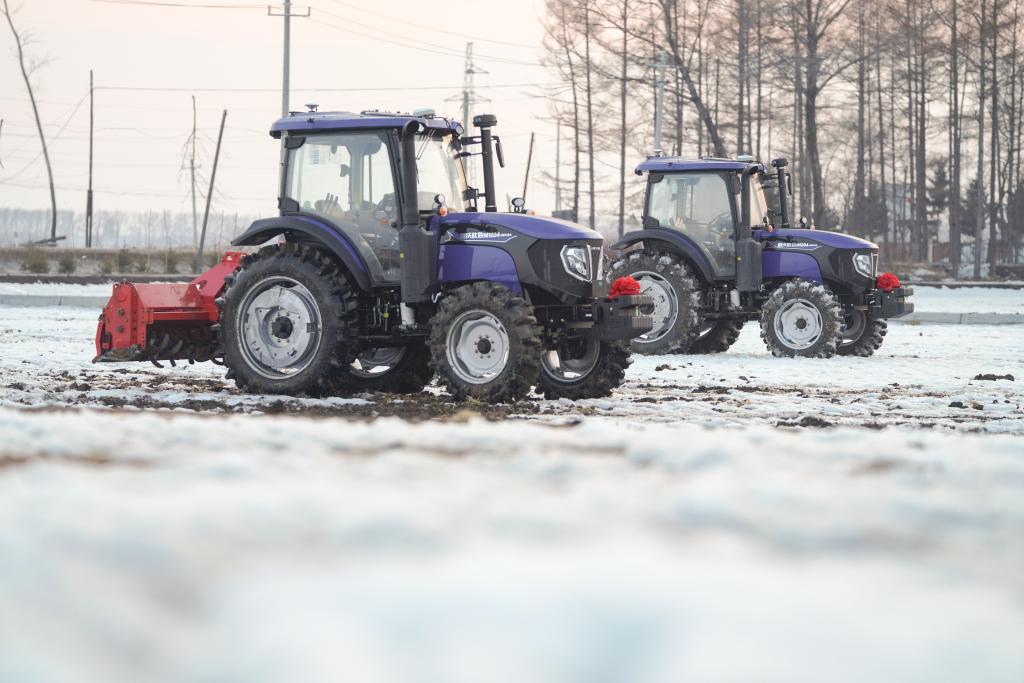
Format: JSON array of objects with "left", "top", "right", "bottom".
[
  {"left": 430, "top": 282, "right": 542, "bottom": 403},
  {"left": 538, "top": 336, "right": 631, "bottom": 400},
  {"left": 219, "top": 243, "right": 358, "bottom": 397},
  {"left": 607, "top": 249, "right": 700, "bottom": 355},
  {"left": 759, "top": 279, "right": 843, "bottom": 358},
  {"left": 837, "top": 309, "right": 888, "bottom": 357}
]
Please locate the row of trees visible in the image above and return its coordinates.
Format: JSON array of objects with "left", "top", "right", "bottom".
[
  {"left": 542, "top": 0, "right": 1024, "bottom": 275},
  {"left": 0, "top": 208, "right": 250, "bottom": 250}
]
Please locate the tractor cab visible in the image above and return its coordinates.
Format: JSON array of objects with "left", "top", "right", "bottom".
[
  {"left": 637, "top": 157, "right": 786, "bottom": 281},
  {"left": 271, "top": 112, "right": 470, "bottom": 284}
]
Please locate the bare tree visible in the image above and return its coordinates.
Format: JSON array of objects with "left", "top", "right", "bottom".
[{"left": 2, "top": 0, "right": 57, "bottom": 242}]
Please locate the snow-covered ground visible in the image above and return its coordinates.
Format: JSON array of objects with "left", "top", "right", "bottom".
[
  {"left": 908, "top": 285, "right": 1024, "bottom": 314},
  {"left": 1, "top": 293, "right": 1023, "bottom": 682}
]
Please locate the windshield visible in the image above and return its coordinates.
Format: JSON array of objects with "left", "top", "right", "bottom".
[
  {"left": 758, "top": 172, "right": 783, "bottom": 226},
  {"left": 414, "top": 134, "right": 467, "bottom": 211},
  {"left": 750, "top": 175, "right": 769, "bottom": 227}
]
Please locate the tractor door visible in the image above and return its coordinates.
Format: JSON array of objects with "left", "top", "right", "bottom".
[
  {"left": 283, "top": 130, "right": 403, "bottom": 282},
  {"left": 645, "top": 171, "right": 737, "bottom": 278}
]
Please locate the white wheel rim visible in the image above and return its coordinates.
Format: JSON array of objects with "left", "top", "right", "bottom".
[
  {"left": 773, "top": 298, "right": 823, "bottom": 350},
  {"left": 238, "top": 276, "right": 322, "bottom": 379},
  {"left": 445, "top": 310, "right": 510, "bottom": 385},
  {"left": 630, "top": 270, "right": 678, "bottom": 343}
]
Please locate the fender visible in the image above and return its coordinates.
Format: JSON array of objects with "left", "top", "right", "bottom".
[
  {"left": 231, "top": 214, "right": 374, "bottom": 291},
  {"left": 610, "top": 228, "right": 717, "bottom": 283}
]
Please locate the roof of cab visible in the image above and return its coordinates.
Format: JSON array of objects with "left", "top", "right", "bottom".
[
  {"left": 634, "top": 156, "right": 763, "bottom": 174},
  {"left": 269, "top": 110, "right": 462, "bottom": 138}
]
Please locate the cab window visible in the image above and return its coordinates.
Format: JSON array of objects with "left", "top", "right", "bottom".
[
  {"left": 285, "top": 131, "right": 401, "bottom": 280},
  {"left": 647, "top": 172, "right": 736, "bottom": 276}
]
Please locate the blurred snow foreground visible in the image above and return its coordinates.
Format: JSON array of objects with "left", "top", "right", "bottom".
[{"left": 0, "top": 299, "right": 1023, "bottom": 682}]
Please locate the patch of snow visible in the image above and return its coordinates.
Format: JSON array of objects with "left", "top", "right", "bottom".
[{"left": 0, "top": 410, "right": 1022, "bottom": 682}]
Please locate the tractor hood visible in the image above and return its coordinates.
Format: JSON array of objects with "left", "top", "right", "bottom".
[
  {"left": 439, "top": 213, "right": 602, "bottom": 242},
  {"left": 766, "top": 228, "right": 877, "bottom": 251}
]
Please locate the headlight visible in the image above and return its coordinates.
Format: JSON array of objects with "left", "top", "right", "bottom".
[
  {"left": 853, "top": 252, "right": 875, "bottom": 278},
  {"left": 561, "top": 245, "right": 592, "bottom": 282}
]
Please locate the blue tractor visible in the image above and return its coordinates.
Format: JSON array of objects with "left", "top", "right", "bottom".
[
  {"left": 607, "top": 156, "right": 913, "bottom": 358},
  {"left": 95, "top": 110, "right": 653, "bottom": 402}
]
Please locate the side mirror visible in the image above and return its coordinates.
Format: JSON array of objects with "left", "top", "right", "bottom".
[
  {"left": 495, "top": 136, "right": 506, "bottom": 168},
  {"left": 339, "top": 164, "right": 350, "bottom": 178},
  {"left": 799, "top": 217, "right": 809, "bottom": 228},
  {"left": 511, "top": 196, "right": 526, "bottom": 213},
  {"left": 433, "top": 193, "right": 446, "bottom": 207}
]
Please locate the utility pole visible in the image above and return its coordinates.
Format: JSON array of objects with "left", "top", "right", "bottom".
[
  {"left": 555, "top": 122, "right": 562, "bottom": 212},
  {"left": 282, "top": 0, "right": 290, "bottom": 116},
  {"left": 652, "top": 51, "right": 668, "bottom": 152},
  {"left": 448, "top": 42, "right": 488, "bottom": 187},
  {"left": 196, "top": 109, "right": 227, "bottom": 273},
  {"left": 190, "top": 95, "right": 198, "bottom": 249},
  {"left": 86, "top": 69, "right": 94, "bottom": 248},
  {"left": 268, "top": 1, "right": 310, "bottom": 116},
  {"left": 522, "top": 132, "right": 535, "bottom": 201}
]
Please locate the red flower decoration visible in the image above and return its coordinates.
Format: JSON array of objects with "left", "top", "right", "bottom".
[
  {"left": 608, "top": 275, "right": 642, "bottom": 298},
  {"left": 877, "top": 272, "right": 901, "bottom": 292}
]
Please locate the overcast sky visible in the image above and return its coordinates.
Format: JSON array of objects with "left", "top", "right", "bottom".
[{"left": 0, "top": 0, "right": 560, "bottom": 222}]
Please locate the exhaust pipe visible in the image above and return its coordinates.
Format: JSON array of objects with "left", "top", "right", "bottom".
[
  {"left": 473, "top": 114, "right": 499, "bottom": 212},
  {"left": 772, "top": 157, "right": 791, "bottom": 229}
]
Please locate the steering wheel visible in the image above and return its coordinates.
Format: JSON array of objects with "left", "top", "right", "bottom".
[{"left": 706, "top": 211, "right": 734, "bottom": 237}]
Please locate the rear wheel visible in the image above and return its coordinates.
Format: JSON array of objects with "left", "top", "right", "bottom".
[
  {"left": 430, "top": 282, "right": 542, "bottom": 403},
  {"left": 339, "top": 341, "right": 434, "bottom": 393},
  {"left": 607, "top": 249, "right": 700, "bottom": 355},
  {"left": 759, "top": 279, "right": 843, "bottom": 358},
  {"left": 220, "top": 243, "right": 358, "bottom": 396},
  {"left": 538, "top": 335, "right": 631, "bottom": 400},
  {"left": 837, "top": 309, "right": 888, "bottom": 357}
]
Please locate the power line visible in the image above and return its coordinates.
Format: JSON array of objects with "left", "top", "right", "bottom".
[
  {"left": 89, "top": 0, "right": 265, "bottom": 8},
  {"left": 321, "top": 0, "right": 537, "bottom": 49},
  {"left": 92, "top": 83, "right": 547, "bottom": 93},
  {"left": 308, "top": 15, "right": 543, "bottom": 68}
]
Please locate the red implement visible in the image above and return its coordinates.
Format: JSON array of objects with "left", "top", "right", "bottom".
[{"left": 94, "top": 252, "right": 245, "bottom": 365}]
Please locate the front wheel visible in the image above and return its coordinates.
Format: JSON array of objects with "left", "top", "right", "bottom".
[
  {"left": 759, "top": 279, "right": 844, "bottom": 358},
  {"left": 338, "top": 341, "right": 434, "bottom": 393},
  {"left": 837, "top": 309, "right": 888, "bottom": 357},
  {"left": 430, "top": 282, "right": 542, "bottom": 403},
  {"left": 690, "top": 318, "right": 745, "bottom": 354},
  {"left": 537, "top": 336, "right": 631, "bottom": 400}
]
